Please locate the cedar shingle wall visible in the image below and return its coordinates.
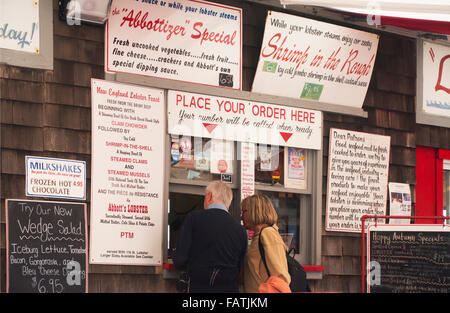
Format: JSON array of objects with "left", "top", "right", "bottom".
[{"left": 2, "top": 0, "right": 444, "bottom": 293}]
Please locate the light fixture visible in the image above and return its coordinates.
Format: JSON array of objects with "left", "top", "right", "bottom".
[{"left": 59, "top": 0, "right": 111, "bottom": 26}]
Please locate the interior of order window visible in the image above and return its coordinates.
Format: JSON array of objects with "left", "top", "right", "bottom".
[{"left": 170, "top": 135, "right": 235, "bottom": 182}]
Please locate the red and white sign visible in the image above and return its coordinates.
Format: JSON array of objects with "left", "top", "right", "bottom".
[
  {"left": 241, "top": 142, "right": 255, "bottom": 200},
  {"left": 106, "top": 0, "right": 242, "bottom": 89},
  {"left": 90, "top": 79, "right": 165, "bottom": 265},
  {"left": 167, "top": 90, "right": 322, "bottom": 150},
  {"left": 422, "top": 41, "right": 450, "bottom": 118},
  {"left": 252, "top": 11, "right": 379, "bottom": 108}
]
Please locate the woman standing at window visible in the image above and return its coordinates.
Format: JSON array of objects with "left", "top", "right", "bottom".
[{"left": 240, "top": 194, "right": 291, "bottom": 293}]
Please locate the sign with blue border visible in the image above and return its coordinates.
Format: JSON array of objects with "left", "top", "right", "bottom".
[{"left": 26, "top": 156, "right": 86, "bottom": 200}]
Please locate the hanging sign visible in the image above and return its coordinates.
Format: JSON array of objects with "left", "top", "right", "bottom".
[
  {"left": 0, "top": 0, "right": 40, "bottom": 53},
  {"left": 326, "top": 129, "right": 390, "bottom": 233},
  {"left": 90, "top": 79, "right": 165, "bottom": 265},
  {"left": 168, "top": 90, "right": 322, "bottom": 150},
  {"left": 252, "top": 11, "right": 379, "bottom": 108},
  {"left": 106, "top": 0, "right": 242, "bottom": 89},
  {"left": 26, "top": 156, "right": 86, "bottom": 200},
  {"left": 421, "top": 41, "right": 450, "bottom": 118},
  {"left": 6, "top": 199, "right": 88, "bottom": 293},
  {"left": 240, "top": 142, "right": 255, "bottom": 200}
]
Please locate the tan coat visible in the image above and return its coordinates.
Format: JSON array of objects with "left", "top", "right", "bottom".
[{"left": 243, "top": 225, "right": 291, "bottom": 293}]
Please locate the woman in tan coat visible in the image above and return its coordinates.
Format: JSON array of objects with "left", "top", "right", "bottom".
[{"left": 240, "top": 194, "right": 291, "bottom": 293}]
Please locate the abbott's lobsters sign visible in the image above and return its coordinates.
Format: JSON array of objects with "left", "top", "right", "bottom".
[
  {"left": 252, "top": 11, "right": 379, "bottom": 108},
  {"left": 168, "top": 90, "right": 322, "bottom": 150},
  {"left": 106, "top": 0, "right": 242, "bottom": 89}
]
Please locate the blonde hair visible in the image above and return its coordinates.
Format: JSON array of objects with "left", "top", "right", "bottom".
[
  {"left": 206, "top": 181, "right": 233, "bottom": 208},
  {"left": 241, "top": 194, "right": 278, "bottom": 226}
]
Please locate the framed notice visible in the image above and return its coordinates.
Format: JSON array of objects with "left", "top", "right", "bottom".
[
  {"left": 325, "top": 129, "right": 390, "bottom": 233},
  {"left": 90, "top": 79, "right": 165, "bottom": 265},
  {"left": 6, "top": 199, "right": 88, "bottom": 293},
  {"left": 0, "top": 0, "right": 40, "bottom": 53},
  {"left": 168, "top": 90, "right": 322, "bottom": 150},
  {"left": 26, "top": 156, "right": 86, "bottom": 200},
  {"left": 252, "top": 11, "right": 379, "bottom": 108},
  {"left": 106, "top": 0, "right": 242, "bottom": 89}
]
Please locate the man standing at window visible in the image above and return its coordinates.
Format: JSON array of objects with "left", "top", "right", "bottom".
[{"left": 174, "top": 181, "right": 247, "bottom": 293}]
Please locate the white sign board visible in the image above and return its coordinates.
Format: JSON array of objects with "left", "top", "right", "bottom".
[
  {"left": 422, "top": 41, "right": 450, "bottom": 118},
  {"left": 90, "top": 79, "right": 165, "bottom": 265},
  {"left": 106, "top": 0, "right": 242, "bottom": 89},
  {"left": 252, "top": 11, "right": 379, "bottom": 108},
  {"left": 241, "top": 142, "right": 255, "bottom": 200},
  {"left": 388, "top": 182, "right": 412, "bottom": 225},
  {"left": 0, "top": 0, "right": 40, "bottom": 53},
  {"left": 168, "top": 90, "right": 322, "bottom": 150},
  {"left": 326, "top": 129, "right": 390, "bottom": 233},
  {"left": 26, "top": 156, "right": 86, "bottom": 200}
]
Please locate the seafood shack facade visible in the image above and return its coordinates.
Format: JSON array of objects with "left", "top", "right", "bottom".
[{"left": 1, "top": 0, "right": 449, "bottom": 293}]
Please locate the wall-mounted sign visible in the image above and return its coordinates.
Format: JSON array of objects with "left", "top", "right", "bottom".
[
  {"left": 326, "top": 129, "right": 390, "bottom": 233},
  {"left": 168, "top": 90, "right": 322, "bottom": 150},
  {"left": 252, "top": 11, "right": 379, "bottom": 108},
  {"left": 106, "top": 0, "right": 242, "bottom": 90},
  {"left": 0, "top": 0, "right": 40, "bottom": 53},
  {"left": 90, "top": 79, "right": 165, "bottom": 265},
  {"left": 26, "top": 156, "right": 86, "bottom": 200},
  {"left": 6, "top": 199, "right": 88, "bottom": 293},
  {"left": 421, "top": 41, "right": 450, "bottom": 118},
  {"left": 388, "top": 182, "right": 412, "bottom": 225}
]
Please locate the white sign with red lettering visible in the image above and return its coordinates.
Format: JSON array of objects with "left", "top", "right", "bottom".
[
  {"left": 252, "top": 11, "right": 379, "bottom": 108},
  {"left": 167, "top": 90, "right": 322, "bottom": 150},
  {"left": 422, "top": 41, "right": 450, "bottom": 118},
  {"left": 90, "top": 79, "right": 165, "bottom": 265},
  {"left": 106, "top": 0, "right": 242, "bottom": 89},
  {"left": 241, "top": 142, "right": 255, "bottom": 200}
]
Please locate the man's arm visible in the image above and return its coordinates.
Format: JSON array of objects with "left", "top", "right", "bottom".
[{"left": 173, "top": 212, "right": 193, "bottom": 269}]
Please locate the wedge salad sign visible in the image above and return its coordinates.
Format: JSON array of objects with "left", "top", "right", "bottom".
[
  {"left": 252, "top": 11, "right": 379, "bottom": 108},
  {"left": 106, "top": 0, "right": 242, "bottom": 89}
]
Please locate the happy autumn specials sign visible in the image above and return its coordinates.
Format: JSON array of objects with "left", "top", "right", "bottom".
[
  {"left": 168, "top": 90, "right": 322, "bottom": 150},
  {"left": 90, "top": 79, "right": 165, "bottom": 265},
  {"left": 252, "top": 11, "right": 379, "bottom": 108},
  {"left": 106, "top": 0, "right": 242, "bottom": 89}
]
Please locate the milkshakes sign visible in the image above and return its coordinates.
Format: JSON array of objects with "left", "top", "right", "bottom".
[
  {"left": 90, "top": 79, "right": 165, "bottom": 265},
  {"left": 26, "top": 156, "right": 86, "bottom": 200},
  {"left": 252, "top": 11, "right": 379, "bottom": 108},
  {"left": 106, "top": 0, "right": 242, "bottom": 89},
  {"left": 168, "top": 90, "right": 322, "bottom": 150}
]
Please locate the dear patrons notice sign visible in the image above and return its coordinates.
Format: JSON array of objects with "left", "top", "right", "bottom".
[
  {"left": 252, "top": 11, "right": 379, "bottom": 108},
  {"left": 106, "top": 0, "right": 242, "bottom": 89},
  {"left": 168, "top": 90, "right": 322, "bottom": 150},
  {"left": 90, "top": 79, "right": 165, "bottom": 265}
]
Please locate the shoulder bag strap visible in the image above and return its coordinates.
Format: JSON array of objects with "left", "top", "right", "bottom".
[{"left": 258, "top": 226, "right": 271, "bottom": 277}]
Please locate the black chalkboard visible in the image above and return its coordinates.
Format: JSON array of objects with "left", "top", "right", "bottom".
[
  {"left": 6, "top": 199, "right": 88, "bottom": 293},
  {"left": 368, "top": 225, "right": 450, "bottom": 293}
]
